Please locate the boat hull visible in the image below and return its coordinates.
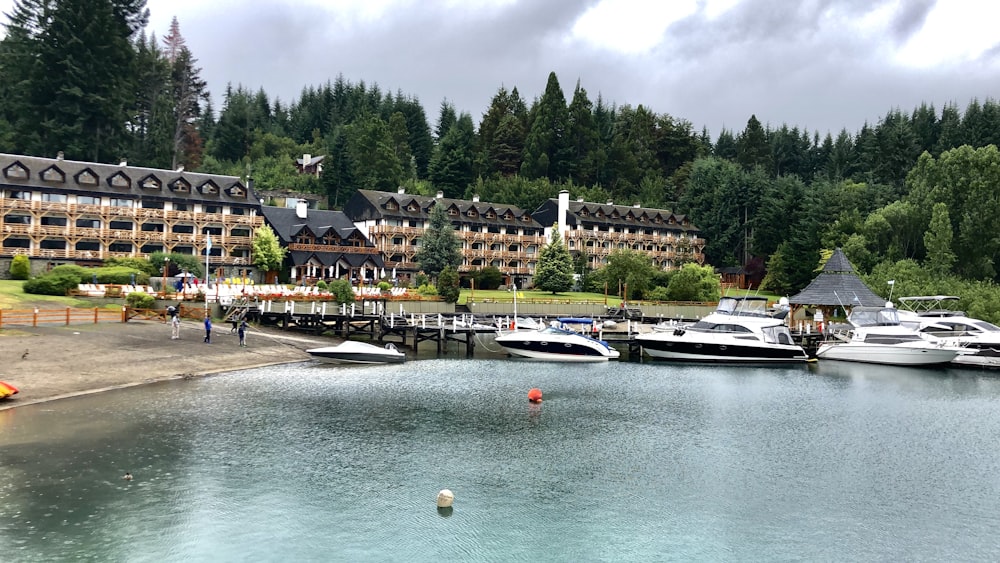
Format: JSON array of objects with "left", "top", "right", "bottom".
[
  {"left": 494, "top": 332, "right": 620, "bottom": 362},
  {"left": 636, "top": 334, "right": 808, "bottom": 363},
  {"left": 815, "top": 343, "right": 958, "bottom": 366},
  {"left": 306, "top": 342, "right": 406, "bottom": 365}
]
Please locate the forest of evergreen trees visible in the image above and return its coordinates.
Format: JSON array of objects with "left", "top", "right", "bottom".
[{"left": 4, "top": 0, "right": 1000, "bottom": 315}]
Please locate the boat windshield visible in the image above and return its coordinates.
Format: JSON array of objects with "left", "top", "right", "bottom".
[
  {"left": 849, "top": 307, "right": 900, "bottom": 327},
  {"left": 715, "top": 297, "right": 769, "bottom": 317},
  {"left": 688, "top": 321, "right": 755, "bottom": 334},
  {"left": 761, "top": 325, "right": 795, "bottom": 345}
]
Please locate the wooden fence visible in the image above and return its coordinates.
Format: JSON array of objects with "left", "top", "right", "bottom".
[{"left": 0, "top": 306, "right": 127, "bottom": 328}]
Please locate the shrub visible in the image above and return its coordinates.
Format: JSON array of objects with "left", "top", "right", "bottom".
[
  {"left": 316, "top": 280, "right": 328, "bottom": 290},
  {"left": 10, "top": 255, "right": 30, "bottom": 280},
  {"left": 104, "top": 257, "right": 157, "bottom": 276},
  {"left": 126, "top": 291, "right": 155, "bottom": 309},
  {"left": 416, "top": 283, "right": 438, "bottom": 296},
  {"left": 328, "top": 279, "right": 355, "bottom": 304},
  {"left": 414, "top": 272, "right": 429, "bottom": 288},
  {"left": 377, "top": 281, "right": 392, "bottom": 292},
  {"left": 23, "top": 272, "right": 81, "bottom": 295},
  {"left": 438, "top": 266, "right": 460, "bottom": 303},
  {"left": 472, "top": 266, "right": 502, "bottom": 290},
  {"left": 94, "top": 266, "right": 149, "bottom": 285},
  {"left": 48, "top": 264, "right": 91, "bottom": 283},
  {"left": 645, "top": 286, "right": 670, "bottom": 302}
]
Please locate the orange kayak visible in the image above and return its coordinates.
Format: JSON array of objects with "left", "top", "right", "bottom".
[{"left": 0, "top": 381, "right": 18, "bottom": 399}]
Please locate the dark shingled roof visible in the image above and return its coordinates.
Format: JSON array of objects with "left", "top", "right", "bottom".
[{"left": 789, "top": 248, "right": 885, "bottom": 307}]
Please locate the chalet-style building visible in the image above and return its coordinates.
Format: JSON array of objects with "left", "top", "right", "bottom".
[
  {"left": 0, "top": 152, "right": 262, "bottom": 277},
  {"left": 344, "top": 189, "right": 546, "bottom": 287},
  {"left": 261, "top": 200, "right": 383, "bottom": 284},
  {"left": 295, "top": 153, "right": 324, "bottom": 177},
  {"left": 532, "top": 190, "right": 705, "bottom": 271}
]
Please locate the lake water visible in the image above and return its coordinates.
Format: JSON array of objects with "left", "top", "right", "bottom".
[{"left": 2, "top": 358, "right": 1000, "bottom": 562}]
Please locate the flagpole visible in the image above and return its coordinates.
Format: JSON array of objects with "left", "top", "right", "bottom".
[{"left": 205, "top": 234, "right": 212, "bottom": 315}]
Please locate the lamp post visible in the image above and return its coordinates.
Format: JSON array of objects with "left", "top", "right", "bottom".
[{"left": 162, "top": 256, "right": 170, "bottom": 297}]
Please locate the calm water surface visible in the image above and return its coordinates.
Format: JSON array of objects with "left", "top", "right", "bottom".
[{"left": 2, "top": 358, "right": 1000, "bottom": 561}]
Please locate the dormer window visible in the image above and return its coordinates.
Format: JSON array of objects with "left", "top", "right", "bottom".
[
  {"left": 139, "top": 174, "right": 161, "bottom": 190},
  {"left": 485, "top": 210, "right": 496, "bottom": 219},
  {"left": 580, "top": 209, "right": 589, "bottom": 217},
  {"left": 522, "top": 214, "right": 531, "bottom": 222},
  {"left": 107, "top": 172, "right": 131, "bottom": 189},
  {"left": 170, "top": 179, "right": 191, "bottom": 193},
  {"left": 502, "top": 212, "right": 513, "bottom": 221},
  {"left": 385, "top": 200, "right": 398, "bottom": 210},
  {"left": 198, "top": 180, "right": 219, "bottom": 195},
  {"left": 41, "top": 166, "right": 65, "bottom": 183},
  {"left": 595, "top": 211, "right": 604, "bottom": 218},
  {"left": 3, "top": 162, "right": 29, "bottom": 180},
  {"left": 466, "top": 209, "right": 477, "bottom": 218},
  {"left": 224, "top": 182, "right": 245, "bottom": 197},
  {"left": 449, "top": 208, "right": 459, "bottom": 216},
  {"left": 407, "top": 203, "right": 419, "bottom": 212},
  {"left": 76, "top": 169, "right": 99, "bottom": 186}
]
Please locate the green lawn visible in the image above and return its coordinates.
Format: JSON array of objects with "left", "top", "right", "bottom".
[{"left": 0, "top": 280, "right": 94, "bottom": 309}]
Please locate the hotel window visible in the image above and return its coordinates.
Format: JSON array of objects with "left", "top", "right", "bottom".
[
  {"left": 110, "top": 198, "right": 132, "bottom": 207},
  {"left": 142, "top": 201, "right": 164, "bottom": 209},
  {"left": 204, "top": 205, "right": 221, "bottom": 214},
  {"left": 41, "top": 216, "right": 67, "bottom": 227},
  {"left": 109, "top": 220, "right": 134, "bottom": 230},
  {"left": 174, "top": 203, "right": 189, "bottom": 211},
  {"left": 77, "top": 195, "right": 100, "bottom": 205},
  {"left": 42, "top": 193, "right": 67, "bottom": 203},
  {"left": 9, "top": 190, "right": 31, "bottom": 200},
  {"left": 230, "top": 207, "right": 246, "bottom": 215}
]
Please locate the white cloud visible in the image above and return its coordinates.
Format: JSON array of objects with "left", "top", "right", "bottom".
[
  {"left": 895, "top": 0, "right": 1000, "bottom": 67},
  {"left": 571, "top": 0, "right": 698, "bottom": 54}
]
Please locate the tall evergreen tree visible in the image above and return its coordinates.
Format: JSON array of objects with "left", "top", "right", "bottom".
[
  {"left": 533, "top": 227, "right": 574, "bottom": 293},
  {"left": 923, "top": 202, "right": 955, "bottom": 277},
  {"left": 428, "top": 113, "right": 476, "bottom": 197},
  {"left": 736, "top": 115, "right": 769, "bottom": 171},
  {"left": 521, "top": 71, "right": 571, "bottom": 181},
  {"left": 415, "top": 204, "right": 462, "bottom": 279}
]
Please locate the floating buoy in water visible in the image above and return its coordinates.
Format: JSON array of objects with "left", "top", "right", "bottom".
[
  {"left": 528, "top": 388, "right": 543, "bottom": 403},
  {"left": 437, "top": 489, "right": 454, "bottom": 508}
]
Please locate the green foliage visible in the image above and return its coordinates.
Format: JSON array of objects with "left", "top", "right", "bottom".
[
  {"left": 150, "top": 252, "right": 203, "bottom": 277},
  {"left": 923, "top": 202, "right": 955, "bottom": 277},
  {"left": 414, "top": 272, "right": 430, "bottom": 288},
  {"left": 327, "top": 279, "right": 355, "bottom": 304},
  {"left": 252, "top": 224, "right": 286, "bottom": 273},
  {"left": 437, "top": 266, "right": 460, "bottom": 303},
  {"left": 23, "top": 272, "right": 80, "bottom": 295},
  {"left": 600, "top": 249, "right": 657, "bottom": 299},
  {"left": 125, "top": 291, "right": 155, "bottom": 309},
  {"left": 416, "top": 283, "right": 438, "bottom": 296},
  {"left": 94, "top": 266, "right": 149, "bottom": 285},
  {"left": 471, "top": 266, "right": 503, "bottom": 290},
  {"left": 315, "top": 280, "right": 328, "bottom": 290},
  {"left": 645, "top": 286, "right": 671, "bottom": 301},
  {"left": 47, "top": 264, "right": 91, "bottom": 283},
  {"left": 9, "top": 255, "right": 30, "bottom": 280},
  {"left": 377, "top": 281, "right": 392, "bottom": 292},
  {"left": 666, "top": 263, "right": 720, "bottom": 302},
  {"left": 415, "top": 205, "right": 461, "bottom": 279},
  {"left": 533, "top": 228, "right": 574, "bottom": 294},
  {"left": 104, "top": 257, "right": 157, "bottom": 276}
]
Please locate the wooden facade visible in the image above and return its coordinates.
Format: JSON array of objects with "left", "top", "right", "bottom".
[{"left": 0, "top": 154, "right": 262, "bottom": 274}]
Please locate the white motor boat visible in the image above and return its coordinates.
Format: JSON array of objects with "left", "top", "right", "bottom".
[
  {"left": 896, "top": 296, "right": 1000, "bottom": 368},
  {"left": 636, "top": 296, "right": 808, "bottom": 363},
  {"left": 494, "top": 318, "right": 620, "bottom": 362},
  {"left": 306, "top": 341, "right": 406, "bottom": 364},
  {"left": 815, "top": 305, "right": 960, "bottom": 366}
]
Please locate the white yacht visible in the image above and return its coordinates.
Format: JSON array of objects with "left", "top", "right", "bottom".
[
  {"left": 636, "top": 296, "right": 809, "bottom": 363},
  {"left": 815, "top": 305, "right": 960, "bottom": 366},
  {"left": 896, "top": 296, "right": 1000, "bottom": 368},
  {"left": 495, "top": 318, "right": 620, "bottom": 362}
]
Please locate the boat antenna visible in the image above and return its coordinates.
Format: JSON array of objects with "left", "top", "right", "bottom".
[{"left": 886, "top": 279, "right": 895, "bottom": 305}]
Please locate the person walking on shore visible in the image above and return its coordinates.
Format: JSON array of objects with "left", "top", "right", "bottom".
[
  {"left": 203, "top": 317, "right": 212, "bottom": 343},
  {"left": 238, "top": 319, "right": 248, "bottom": 347},
  {"left": 171, "top": 313, "right": 181, "bottom": 340}
]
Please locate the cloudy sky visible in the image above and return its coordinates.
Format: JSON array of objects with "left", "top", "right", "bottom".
[{"left": 3, "top": 0, "right": 999, "bottom": 138}]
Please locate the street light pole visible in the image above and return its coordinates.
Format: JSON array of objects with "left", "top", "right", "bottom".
[{"left": 162, "top": 256, "right": 170, "bottom": 297}]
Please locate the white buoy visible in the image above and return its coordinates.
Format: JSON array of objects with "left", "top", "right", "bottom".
[{"left": 436, "top": 489, "right": 454, "bottom": 508}]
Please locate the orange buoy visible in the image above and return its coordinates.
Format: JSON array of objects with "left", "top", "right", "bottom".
[{"left": 528, "top": 388, "right": 543, "bottom": 403}]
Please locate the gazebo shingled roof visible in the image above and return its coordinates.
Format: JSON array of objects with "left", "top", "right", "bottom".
[{"left": 788, "top": 248, "right": 885, "bottom": 307}]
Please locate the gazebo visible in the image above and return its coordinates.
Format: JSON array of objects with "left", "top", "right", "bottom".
[{"left": 788, "top": 248, "right": 886, "bottom": 328}]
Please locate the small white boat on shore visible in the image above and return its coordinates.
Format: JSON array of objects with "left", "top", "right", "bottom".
[{"left": 306, "top": 341, "right": 406, "bottom": 364}]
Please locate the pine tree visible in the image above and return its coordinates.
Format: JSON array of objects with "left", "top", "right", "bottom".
[
  {"left": 415, "top": 204, "right": 462, "bottom": 279},
  {"left": 533, "top": 228, "right": 573, "bottom": 294},
  {"left": 428, "top": 113, "right": 475, "bottom": 198},
  {"left": 521, "top": 71, "right": 571, "bottom": 181},
  {"left": 923, "top": 202, "right": 955, "bottom": 277}
]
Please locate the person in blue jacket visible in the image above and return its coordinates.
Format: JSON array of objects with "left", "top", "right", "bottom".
[{"left": 203, "top": 316, "right": 212, "bottom": 343}]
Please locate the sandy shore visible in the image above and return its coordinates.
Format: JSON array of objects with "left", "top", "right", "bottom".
[{"left": 0, "top": 318, "right": 333, "bottom": 410}]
